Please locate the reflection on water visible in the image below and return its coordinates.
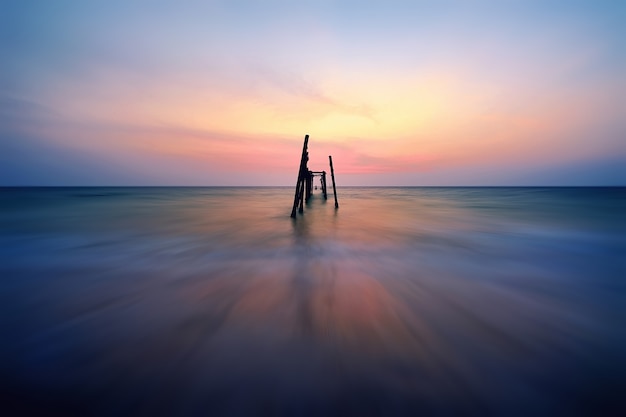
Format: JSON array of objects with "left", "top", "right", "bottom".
[{"left": 1, "top": 187, "right": 625, "bottom": 416}]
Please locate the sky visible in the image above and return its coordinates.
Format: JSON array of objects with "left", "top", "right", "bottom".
[{"left": 1, "top": 0, "right": 624, "bottom": 185}]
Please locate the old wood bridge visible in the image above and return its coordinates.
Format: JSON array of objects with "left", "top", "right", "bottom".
[{"left": 290, "top": 134, "right": 339, "bottom": 218}]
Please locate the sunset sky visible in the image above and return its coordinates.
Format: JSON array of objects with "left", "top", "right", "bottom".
[{"left": 1, "top": 0, "right": 624, "bottom": 185}]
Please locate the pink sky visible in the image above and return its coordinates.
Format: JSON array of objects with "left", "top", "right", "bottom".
[{"left": 2, "top": 1, "right": 624, "bottom": 185}]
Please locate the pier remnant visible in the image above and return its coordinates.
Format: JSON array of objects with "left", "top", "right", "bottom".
[
  {"left": 290, "top": 135, "right": 339, "bottom": 218},
  {"left": 329, "top": 155, "right": 339, "bottom": 209},
  {"left": 290, "top": 134, "right": 309, "bottom": 218}
]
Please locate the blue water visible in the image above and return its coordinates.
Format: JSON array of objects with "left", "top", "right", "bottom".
[{"left": 1, "top": 187, "right": 624, "bottom": 416}]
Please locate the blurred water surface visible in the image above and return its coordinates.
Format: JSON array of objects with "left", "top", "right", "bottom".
[{"left": 1, "top": 187, "right": 625, "bottom": 416}]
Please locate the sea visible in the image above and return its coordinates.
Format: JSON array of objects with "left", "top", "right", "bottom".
[{"left": 1, "top": 186, "right": 624, "bottom": 416}]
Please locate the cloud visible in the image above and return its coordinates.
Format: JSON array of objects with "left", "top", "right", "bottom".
[{"left": 247, "top": 64, "right": 376, "bottom": 122}]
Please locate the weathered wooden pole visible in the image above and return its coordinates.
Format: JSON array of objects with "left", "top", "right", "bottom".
[
  {"left": 305, "top": 170, "right": 313, "bottom": 202},
  {"left": 322, "top": 171, "right": 327, "bottom": 199},
  {"left": 329, "top": 155, "right": 339, "bottom": 209},
  {"left": 291, "top": 135, "right": 309, "bottom": 218},
  {"left": 298, "top": 178, "right": 305, "bottom": 213}
]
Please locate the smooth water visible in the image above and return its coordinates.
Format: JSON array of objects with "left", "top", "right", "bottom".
[{"left": 1, "top": 187, "right": 624, "bottom": 416}]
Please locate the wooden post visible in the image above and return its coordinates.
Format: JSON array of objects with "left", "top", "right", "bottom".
[
  {"left": 291, "top": 135, "right": 309, "bottom": 218},
  {"left": 322, "top": 171, "right": 327, "bottom": 199},
  {"left": 298, "top": 178, "right": 305, "bottom": 213},
  {"left": 329, "top": 155, "right": 339, "bottom": 209},
  {"left": 305, "top": 170, "right": 313, "bottom": 202}
]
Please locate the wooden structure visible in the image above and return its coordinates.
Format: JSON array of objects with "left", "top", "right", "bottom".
[{"left": 290, "top": 134, "right": 339, "bottom": 218}]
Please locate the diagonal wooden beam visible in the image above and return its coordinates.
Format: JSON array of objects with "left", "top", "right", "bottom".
[{"left": 290, "top": 135, "right": 309, "bottom": 218}]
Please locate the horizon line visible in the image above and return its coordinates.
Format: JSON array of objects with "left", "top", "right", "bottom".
[{"left": 1, "top": 185, "right": 624, "bottom": 188}]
